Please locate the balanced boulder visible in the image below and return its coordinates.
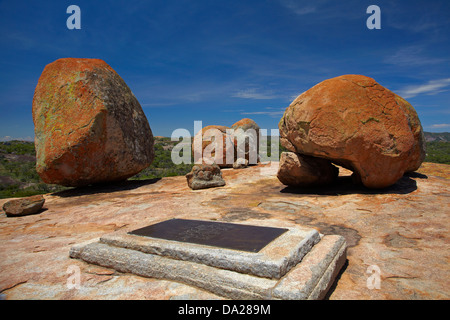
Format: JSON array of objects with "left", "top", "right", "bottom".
[
  {"left": 231, "top": 118, "right": 260, "bottom": 164},
  {"left": 192, "top": 118, "right": 261, "bottom": 168},
  {"left": 279, "top": 74, "right": 425, "bottom": 188},
  {"left": 32, "top": 58, "right": 154, "bottom": 187},
  {"left": 192, "top": 125, "right": 235, "bottom": 168}
]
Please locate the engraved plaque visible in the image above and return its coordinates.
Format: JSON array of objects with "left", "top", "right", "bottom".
[{"left": 129, "top": 219, "right": 288, "bottom": 252}]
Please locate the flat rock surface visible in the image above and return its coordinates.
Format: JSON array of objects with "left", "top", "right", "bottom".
[{"left": 0, "top": 162, "right": 449, "bottom": 300}]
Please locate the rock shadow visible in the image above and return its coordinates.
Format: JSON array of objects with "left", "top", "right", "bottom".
[
  {"left": 404, "top": 171, "right": 428, "bottom": 179},
  {"left": 52, "top": 178, "right": 161, "bottom": 198},
  {"left": 4, "top": 207, "right": 48, "bottom": 218},
  {"left": 280, "top": 174, "right": 418, "bottom": 196}
]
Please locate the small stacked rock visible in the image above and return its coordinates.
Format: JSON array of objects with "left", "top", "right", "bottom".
[
  {"left": 278, "top": 74, "right": 426, "bottom": 189},
  {"left": 231, "top": 118, "right": 260, "bottom": 165},
  {"left": 233, "top": 158, "right": 249, "bottom": 169},
  {"left": 277, "top": 152, "right": 338, "bottom": 187},
  {"left": 186, "top": 164, "right": 226, "bottom": 190},
  {"left": 3, "top": 195, "right": 45, "bottom": 217},
  {"left": 32, "top": 58, "right": 154, "bottom": 187},
  {"left": 192, "top": 125, "right": 235, "bottom": 168}
]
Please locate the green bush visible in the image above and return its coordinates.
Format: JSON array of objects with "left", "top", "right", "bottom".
[
  {"left": 131, "top": 142, "right": 194, "bottom": 180},
  {"left": 425, "top": 141, "right": 450, "bottom": 164},
  {"left": 0, "top": 141, "right": 35, "bottom": 155}
]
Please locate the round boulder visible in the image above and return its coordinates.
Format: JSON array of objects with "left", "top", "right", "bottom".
[
  {"left": 32, "top": 58, "right": 154, "bottom": 187},
  {"left": 279, "top": 74, "right": 425, "bottom": 188}
]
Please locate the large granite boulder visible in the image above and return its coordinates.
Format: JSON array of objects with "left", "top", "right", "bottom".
[
  {"left": 32, "top": 58, "right": 154, "bottom": 187},
  {"left": 279, "top": 74, "right": 425, "bottom": 188}
]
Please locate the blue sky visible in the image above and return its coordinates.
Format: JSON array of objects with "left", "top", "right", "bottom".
[{"left": 0, "top": 0, "right": 449, "bottom": 140}]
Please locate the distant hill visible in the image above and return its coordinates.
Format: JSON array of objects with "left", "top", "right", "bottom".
[
  {"left": 423, "top": 132, "right": 450, "bottom": 165},
  {"left": 424, "top": 132, "right": 450, "bottom": 142}
]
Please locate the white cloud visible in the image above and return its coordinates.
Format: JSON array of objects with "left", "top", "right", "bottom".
[
  {"left": 384, "top": 46, "right": 447, "bottom": 67},
  {"left": 140, "top": 102, "right": 179, "bottom": 108},
  {"left": 278, "top": 0, "right": 362, "bottom": 21},
  {"left": 427, "top": 124, "right": 450, "bottom": 129},
  {"left": 241, "top": 107, "right": 285, "bottom": 118},
  {"left": 398, "top": 78, "right": 450, "bottom": 99},
  {"left": 232, "top": 88, "right": 277, "bottom": 100},
  {"left": 280, "top": 0, "right": 316, "bottom": 16}
]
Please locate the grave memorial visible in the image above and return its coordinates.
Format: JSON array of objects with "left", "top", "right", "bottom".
[{"left": 70, "top": 218, "right": 347, "bottom": 300}]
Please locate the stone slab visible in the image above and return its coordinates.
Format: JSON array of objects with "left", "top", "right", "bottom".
[
  {"left": 100, "top": 220, "right": 320, "bottom": 279},
  {"left": 272, "top": 235, "right": 347, "bottom": 300},
  {"left": 70, "top": 234, "right": 347, "bottom": 300},
  {"left": 70, "top": 239, "right": 278, "bottom": 300}
]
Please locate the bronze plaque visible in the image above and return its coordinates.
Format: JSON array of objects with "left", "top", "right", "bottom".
[{"left": 129, "top": 219, "right": 288, "bottom": 252}]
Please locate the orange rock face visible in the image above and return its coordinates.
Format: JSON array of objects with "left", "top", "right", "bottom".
[
  {"left": 32, "top": 58, "right": 154, "bottom": 187},
  {"left": 279, "top": 74, "right": 426, "bottom": 188}
]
